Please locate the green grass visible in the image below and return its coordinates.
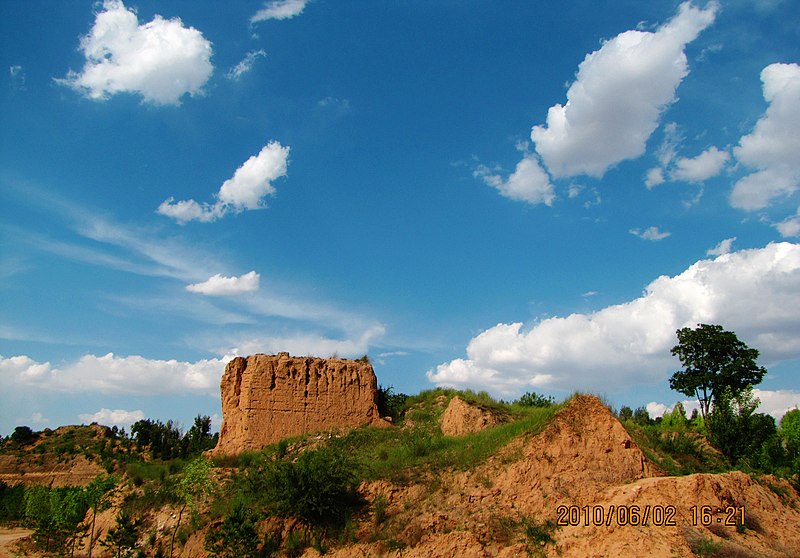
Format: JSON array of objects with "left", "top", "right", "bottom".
[
  {"left": 221, "top": 389, "right": 559, "bottom": 488},
  {"left": 623, "top": 422, "right": 729, "bottom": 476},
  {"left": 329, "top": 403, "right": 558, "bottom": 481},
  {"left": 689, "top": 535, "right": 722, "bottom": 557}
]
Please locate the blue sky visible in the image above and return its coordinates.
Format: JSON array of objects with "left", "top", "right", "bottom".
[{"left": 2, "top": 0, "right": 800, "bottom": 435}]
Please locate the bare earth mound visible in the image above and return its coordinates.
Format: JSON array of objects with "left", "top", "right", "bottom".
[
  {"left": 322, "top": 395, "right": 800, "bottom": 557},
  {"left": 440, "top": 396, "right": 502, "bottom": 436},
  {"left": 213, "top": 353, "right": 386, "bottom": 455}
]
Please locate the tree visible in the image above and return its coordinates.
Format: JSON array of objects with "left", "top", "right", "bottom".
[
  {"left": 25, "top": 486, "right": 56, "bottom": 552},
  {"left": 85, "top": 475, "right": 117, "bottom": 558},
  {"left": 56, "top": 487, "right": 90, "bottom": 557},
  {"left": 780, "top": 409, "right": 800, "bottom": 469},
  {"left": 669, "top": 324, "right": 766, "bottom": 421},
  {"left": 660, "top": 402, "right": 688, "bottom": 430},
  {"left": 376, "top": 385, "right": 408, "bottom": 421},
  {"left": 707, "top": 386, "right": 777, "bottom": 464},
  {"left": 632, "top": 406, "right": 652, "bottom": 425},
  {"left": 101, "top": 510, "right": 143, "bottom": 558},
  {"left": 170, "top": 457, "right": 215, "bottom": 558},
  {"left": 11, "top": 425, "right": 37, "bottom": 446}
]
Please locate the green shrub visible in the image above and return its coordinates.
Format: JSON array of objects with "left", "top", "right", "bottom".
[
  {"left": 285, "top": 529, "right": 308, "bottom": 558},
  {"left": 522, "top": 517, "right": 555, "bottom": 556},
  {"left": 376, "top": 385, "right": 408, "bottom": 422},
  {"left": 0, "top": 481, "right": 26, "bottom": 521},
  {"left": 373, "top": 493, "right": 389, "bottom": 525},
  {"left": 515, "top": 392, "right": 555, "bottom": 408},
  {"left": 689, "top": 535, "right": 721, "bottom": 557},
  {"left": 259, "top": 445, "right": 363, "bottom": 532},
  {"left": 204, "top": 500, "right": 260, "bottom": 558}
]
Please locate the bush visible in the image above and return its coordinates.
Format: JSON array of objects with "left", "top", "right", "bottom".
[
  {"left": 515, "top": 392, "right": 555, "bottom": 408},
  {"left": 376, "top": 385, "right": 408, "bottom": 422},
  {"left": 709, "top": 387, "right": 777, "bottom": 465},
  {"left": 11, "top": 426, "right": 37, "bottom": 446},
  {"left": 0, "top": 481, "right": 26, "bottom": 521},
  {"left": 205, "top": 500, "right": 260, "bottom": 558},
  {"left": 259, "top": 445, "right": 363, "bottom": 532}
]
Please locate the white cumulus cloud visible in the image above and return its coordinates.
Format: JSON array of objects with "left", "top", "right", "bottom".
[
  {"left": 3, "top": 353, "right": 231, "bottom": 397},
  {"left": 630, "top": 226, "right": 671, "bottom": 241},
  {"left": 158, "top": 141, "right": 290, "bottom": 224},
  {"left": 428, "top": 242, "right": 800, "bottom": 396},
  {"left": 186, "top": 271, "right": 260, "bottom": 296},
  {"left": 473, "top": 155, "right": 555, "bottom": 206},
  {"left": 731, "top": 63, "right": 800, "bottom": 210},
  {"left": 58, "top": 0, "right": 213, "bottom": 105},
  {"left": 252, "top": 0, "right": 308, "bottom": 23},
  {"left": 78, "top": 408, "right": 145, "bottom": 428},
  {"left": 531, "top": 2, "right": 717, "bottom": 178},
  {"left": 670, "top": 146, "right": 730, "bottom": 183}
]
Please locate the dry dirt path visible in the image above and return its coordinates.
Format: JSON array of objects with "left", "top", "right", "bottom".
[{"left": 0, "top": 528, "right": 33, "bottom": 558}]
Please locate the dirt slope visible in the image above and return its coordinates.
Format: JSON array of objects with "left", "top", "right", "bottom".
[{"left": 307, "top": 395, "right": 800, "bottom": 557}]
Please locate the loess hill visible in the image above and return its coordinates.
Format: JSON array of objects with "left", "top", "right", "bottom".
[{"left": 1, "top": 354, "right": 799, "bottom": 557}]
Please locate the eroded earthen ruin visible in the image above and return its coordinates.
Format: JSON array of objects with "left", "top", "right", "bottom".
[{"left": 212, "top": 353, "right": 385, "bottom": 455}]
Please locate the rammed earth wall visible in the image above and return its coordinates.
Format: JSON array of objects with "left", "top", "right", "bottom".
[{"left": 212, "top": 353, "right": 384, "bottom": 455}]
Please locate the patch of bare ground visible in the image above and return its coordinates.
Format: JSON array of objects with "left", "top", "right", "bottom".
[{"left": 0, "top": 529, "right": 34, "bottom": 558}]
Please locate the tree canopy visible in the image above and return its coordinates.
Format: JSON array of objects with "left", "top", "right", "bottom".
[{"left": 669, "top": 324, "right": 766, "bottom": 420}]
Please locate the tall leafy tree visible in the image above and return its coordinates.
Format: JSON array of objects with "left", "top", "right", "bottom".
[
  {"left": 169, "top": 457, "right": 215, "bottom": 558},
  {"left": 669, "top": 324, "right": 766, "bottom": 421},
  {"left": 85, "top": 475, "right": 117, "bottom": 558}
]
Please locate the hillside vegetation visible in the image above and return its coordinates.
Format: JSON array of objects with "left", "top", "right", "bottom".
[{"left": 1, "top": 388, "right": 799, "bottom": 557}]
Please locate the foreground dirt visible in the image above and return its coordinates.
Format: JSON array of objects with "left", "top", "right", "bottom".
[{"left": 0, "top": 529, "right": 33, "bottom": 558}]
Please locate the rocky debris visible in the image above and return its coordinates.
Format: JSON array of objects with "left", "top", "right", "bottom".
[
  {"left": 212, "top": 353, "right": 387, "bottom": 455},
  {"left": 440, "top": 396, "right": 502, "bottom": 437}
]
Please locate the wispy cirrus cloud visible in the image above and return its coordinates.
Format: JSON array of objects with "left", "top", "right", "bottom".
[
  {"left": 251, "top": 0, "right": 309, "bottom": 24},
  {"left": 226, "top": 50, "right": 267, "bottom": 80}
]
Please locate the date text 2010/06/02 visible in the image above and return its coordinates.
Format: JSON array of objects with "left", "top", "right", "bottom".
[{"left": 556, "top": 505, "right": 746, "bottom": 527}]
